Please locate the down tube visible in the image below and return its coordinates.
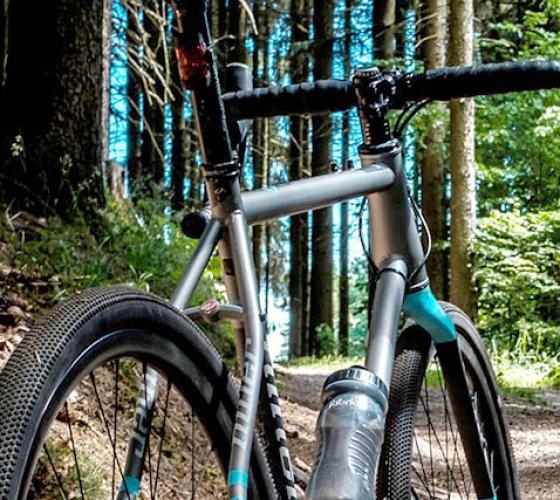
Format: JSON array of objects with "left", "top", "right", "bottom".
[{"left": 116, "top": 221, "right": 222, "bottom": 499}]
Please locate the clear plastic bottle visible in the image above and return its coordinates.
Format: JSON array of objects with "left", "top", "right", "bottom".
[{"left": 306, "top": 367, "right": 388, "bottom": 500}]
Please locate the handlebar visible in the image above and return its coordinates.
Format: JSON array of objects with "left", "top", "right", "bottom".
[
  {"left": 223, "top": 80, "right": 355, "bottom": 119},
  {"left": 222, "top": 60, "right": 560, "bottom": 119}
]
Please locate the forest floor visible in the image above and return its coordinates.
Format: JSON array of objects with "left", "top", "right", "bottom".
[
  {"left": 0, "top": 265, "right": 558, "bottom": 498},
  {"left": 277, "top": 364, "right": 560, "bottom": 499}
]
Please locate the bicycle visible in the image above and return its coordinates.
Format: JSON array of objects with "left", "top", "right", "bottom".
[{"left": 2, "top": 1, "right": 559, "bottom": 498}]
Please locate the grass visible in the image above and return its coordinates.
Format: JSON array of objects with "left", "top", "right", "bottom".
[
  {"left": 34, "top": 439, "right": 105, "bottom": 499},
  {"left": 283, "top": 352, "right": 558, "bottom": 407},
  {"left": 0, "top": 198, "right": 220, "bottom": 304},
  {"left": 279, "top": 354, "right": 365, "bottom": 371},
  {"left": 0, "top": 200, "right": 238, "bottom": 360},
  {"left": 494, "top": 355, "right": 559, "bottom": 406}
]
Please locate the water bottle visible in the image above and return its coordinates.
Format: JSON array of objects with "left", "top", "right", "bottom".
[{"left": 306, "top": 367, "right": 388, "bottom": 500}]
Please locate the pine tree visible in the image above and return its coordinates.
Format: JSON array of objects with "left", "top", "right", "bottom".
[
  {"left": 421, "top": 0, "right": 448, "bottom": 298},
  {"left": 373, "top": 0, "right": 396, "bottom": 66},
  {"left": 288, "top": 0, "right": 311, "bottom": 359},
  {"left": 127, "top": 0, "right": 143, "bottom": 195},
  {"left": 309, "top": 0, "right": 335, "bottom": 355},
  {"left": 0, "top": 0, "right": 108, "bottom": 216},
  {"left": 140, "top": 0, "right": 166, "bottom": 188},
  {"left": 449, "top": 0, "right": 476, "bottom": 317},
  {"left": 339, "top": 0, "right": 355, "bottom": 356},
  {"left": 0, "top": 0, "right": 8, "bottom": 92},
  {"left": 251, "top": 0, "right": 270, "bottom": 287},
  {"left": 171, "top": 52, "right": 187, "bottom": 210}
]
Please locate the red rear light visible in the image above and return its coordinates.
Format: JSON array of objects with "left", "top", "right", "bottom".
[{"left": 175, "top": 43, "right": 209, "bottom": 89}]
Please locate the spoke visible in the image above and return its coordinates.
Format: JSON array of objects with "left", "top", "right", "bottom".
[
  {"left": 418, "top": 391, "right": 464, "bottom": 495},
  {"left": 414, "top": 427, "right": 430, "bottom": 495},
  {"left": 64, "top": 401, "right": 85, "bottom": 499},
  {"left": 451, "top": 417, "right": 467, "bottom": 496},
  {"left": 43, "top": 443, "right": 70, "bottom": 500},
  {"left": 142, "top": 362, "right": 154, "bottom": 498},
  {"left": 412, "top": 462, "right": 432, "bottom": 495},
  {"left": 465, "top": 390, "right": 480, "bottom": 499},
  {"left": 436, "top": 359, "right": 466, "bottom": 496},
  {"left": 153, "top": 379, "right": 172, "bottom": 498},
  {"left": 425, "top": 378, "right": 434, "bottom": 495},
  {"left": 437, "top": 361, "right": 451, "bottom": 495},
  {"left": 192, "top": 443, "right": 217, "bottom": 497},
  {"left": 112, "top": 359, "right": 120, "bottom": 500},
  {"left": 445, "top": 369, "right": 470, "bottom": 496},
  {"left": 191, "top": 410, "right": 196, "bottom": 500},
  {"left": 89, "top": 371, "right": 132, "bottom": 500}
]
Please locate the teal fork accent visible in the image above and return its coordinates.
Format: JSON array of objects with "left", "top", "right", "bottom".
[{"left": 402, "top": 286, "right": 457, "bottom": 343}]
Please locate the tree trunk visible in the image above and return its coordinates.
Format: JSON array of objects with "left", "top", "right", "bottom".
[
  {"left": 127, "top": 1, "right": 143, "bottom": 195},
  {"left": 421, "top": 0, "right": 448, "bottom": 299},
  {"left": 171, "top": 57, "right": 186, "bottom": 210},
  {"left": 187, "top": 126, "right": 201, "bottom": 208},
  {"left": 100, "top": 0, "right": 111, "bottom": 182},
  {"left": 309, "top": 0, "right": 335, "bottom": 356},
  {"left": 226, "top": 0, "right": 247, "bottom": 65},
  {"left": 1, "top": 0, "right": 9, "bottom": 93},
  {"left": 140, "top": 0, "right": 165, "bottom": 189},
  {"left": 368, "top": 0, "right": 398, "bottom": 329},
  {"left": 217, "top": 0, "right": 227, "bottom": 40},
  {"left": 252, "top": 118, "right": 268, "bottom": 287},
  {"left": 373, "top": 0, "right": 396, "bottom": 65},
  {"left": 288, "top": 0, "right": 310, "bottom": 359},
  {"left": 449, "top": 0, "right": 476, "bottom": 317},
  {"left": 338, "top": 0, "right": 354, "bottom": 357},
  {"left": 251, "top": 0, "right": 269, "bottom": 287},
  {"left": 0, "top": 0, "right": 107, "bottom": 216},
  {"left": 339, "top": 160, "right": 350, "bottom": 356}
]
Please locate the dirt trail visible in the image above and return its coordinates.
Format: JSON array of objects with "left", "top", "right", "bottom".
[{"left": 276, "top": 365, "right": 560, "bottom": 499}]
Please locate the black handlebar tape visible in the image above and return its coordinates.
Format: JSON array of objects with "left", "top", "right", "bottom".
[
  {"left": 222, "top": 61, "right": 560, "bottom": 119},
  {"left": 223, "top": 79, "right": 355, "bottom": 119},
  {"left": 402, "top": 61, "right": 560, "bottom": 102}
]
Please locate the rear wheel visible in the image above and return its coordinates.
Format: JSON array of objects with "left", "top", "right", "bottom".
[
  {"left": 378, "top": 302, "right": 519, "bottom": 499},
  {"left": 0, "top": 286, "right": 276, "bottom": 499}
]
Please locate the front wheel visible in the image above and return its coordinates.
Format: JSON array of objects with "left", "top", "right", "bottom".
[
  {"left": 0, "top": 286, "right": 276, "bottom": 499},
  {"left": 377, "top": 302, "right": 519, "bottom": 499}
]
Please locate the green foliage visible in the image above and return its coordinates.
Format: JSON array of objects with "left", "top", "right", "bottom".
[
  {"left": 1, "top": 198, "right": 236, "bottom": 359},
  {"left": 477, "top": 208, "right": 560, "bottom": 358},
  {"left": 348, "top": 257, "right": 369, "bottom": 357},
  {"left": 36, "top": 439, "right": 104, "bottom": 498},
  {"left": 476, "top": 3, "right": 560, "bottom": 214},
  {"left": 3, "top": 198, "right": 220, "bottom": 300},
  {"left": 546, "top": 364, "right": 560, "bottom": 388},
  {"left": 315, "top": 323, "right": 337, "bottom": 357}
]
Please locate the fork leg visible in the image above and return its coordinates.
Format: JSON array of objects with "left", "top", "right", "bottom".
[{"left": 365, "top": 258, "right": 408, "bottom": 387}]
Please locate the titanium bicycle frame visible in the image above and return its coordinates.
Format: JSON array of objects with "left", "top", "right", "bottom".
[{"left": 117, "top": 1, "right": 497, "bottom": 499}]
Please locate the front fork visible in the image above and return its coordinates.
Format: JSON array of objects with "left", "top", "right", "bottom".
[
  {"left": 307, "top": 138, "right": 418, "bottom": 499},
  {"left": 307, "top": 145, "right": 495, "bottom": 499},
  {"left": 306, "top": 261, "right": 407, "bottom": 500}
]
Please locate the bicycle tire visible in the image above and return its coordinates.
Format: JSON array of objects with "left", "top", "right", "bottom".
[
  {"left": 0, "top": 286, "right": 277, "bottom": 499},
  {"left": 377, "top": 302, "right": 519, "bottom": 499}
]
